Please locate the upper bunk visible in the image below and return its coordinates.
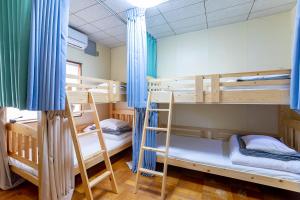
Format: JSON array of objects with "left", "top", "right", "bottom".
[
  {"left": 66, "top": 74, "right": 126, "bottom": 104},
  {"left": 148, "top": 69, "right": 290, "bottom": 105}
]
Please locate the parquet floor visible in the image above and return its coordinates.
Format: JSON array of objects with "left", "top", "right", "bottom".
[{"left": 1, "top": 149, "right": 300, "bottom": 200}]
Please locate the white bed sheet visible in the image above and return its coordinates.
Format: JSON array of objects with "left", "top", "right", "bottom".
[
  {"left": 156, "top": 133, "right": 300, "bottom": 182},
  {"left": 8, "top": 133, "right": 132, "bottom": 177}
]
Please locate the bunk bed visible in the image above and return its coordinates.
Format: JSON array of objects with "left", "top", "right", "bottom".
[
  {"left": 5, "top": 75, "right": 133, "bottom": 187},
  {"left": 148, "top": 69, "right": 300, "bottom": 193},
  {"left": 148, "top": 69, "right": 290, "bottom": 104}
]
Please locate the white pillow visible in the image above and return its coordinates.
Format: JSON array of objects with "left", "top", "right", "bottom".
[
  {"left": 100, "top": 118, "right": 129, "bottom": 131},
  {"left": 242, "top": 135, "right": 296, "bottom": 154}
]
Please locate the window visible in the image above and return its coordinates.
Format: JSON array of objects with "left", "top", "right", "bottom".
[
  {"left": 6, "top": 61, "right": 82, "bottom": 122},
  {"left": 66, "top": 61, "right": 82, "bottom": 114},
  {"left": 6, "top": 108, "right": 37, "bottom": 123},
  {"left": 66, "top": 61, "right": 82, "bottom": 84}
]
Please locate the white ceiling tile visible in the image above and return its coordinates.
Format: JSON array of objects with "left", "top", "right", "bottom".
[
  {"left": 70, "top": 0, "right": 97, "bottom": 13},
  {"left": 97, "top": 36, "right": 121, "bottom": 47},
  {"left": 69, "top": 14, "right": 88, "bottom": 27},
  {"left": 75, "top": 4, "right": 112, "bottom": 23},
  {"left": 153, "top": 31, "right": 174, "bottom": 39},
  {"left": 102, "top": 0, "right": 134, "bottom": 13},
  {"left": 205, "top": 0, "right": 253, "bottom": 13},
  {"left": 148, "top": 24, "right": 173, "bottom": 35},
  {"left": 92, "top": 15, "right": 124, "bottom": 30},
  {"left": 104, "top": 25, "right": 127, "bottom": 36},
  {"left": 252, "top": 0, "right": 296, "bottom": 12},
  {"left": 163, "top": 2, "right": 205, "bottom": 23},
  {"left": 114, "top": 34, "right": 127, "bottom": 42},
  {"left": 207, "top": 2, "right": 252, "bottom": 22},
  {"left": 208, "top": 14, "right": 248, "bottom": 28},
  {"left": 158, "top": 0, "right": 202, "bottom": 13},
  {"left": 169, "top": 15, "right": 206, "bottom": 29},
  {"left": 89, "top": 30, "right": 111, "bottom": 41},
  {"left": 174, "top": 24, "right": 206, "bottom": 34},
  {"left": 146, "top": 14, "right": 167, "bottom": 28},
  {"left": 118, "top": 11, "right": 128, "bottom": 21},
  {"left": 146, "top": 7, "right": 160, "bottom": 18},
  {"left": 78, "top": 24, "right": 100, "bottom": 34},
  {"left": 250, "top": 3, "right": 296, "bottom": 19}
]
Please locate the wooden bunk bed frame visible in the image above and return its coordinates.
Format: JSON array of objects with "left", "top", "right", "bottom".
[
  {"left": 148, "top": 69, "right": 290, "bottom": 104},
  {"left": 5, "top": 75, "right": 132, "bottom": 189},
  {"left": 148, "top": 69, "right": 300, "bottom": 193},
  {"left": 156, "top": 116, "right": 300, "bottom": 193}
]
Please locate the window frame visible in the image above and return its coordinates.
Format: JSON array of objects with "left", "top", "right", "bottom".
[
  {"left": 66, "top": 60, "right": 83, "bottom": 117},
  {"left": 66, "top": 60, "right": 82, "bottom": 78}
]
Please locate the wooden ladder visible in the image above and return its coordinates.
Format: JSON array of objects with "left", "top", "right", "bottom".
[
  {"left": 134, "top": 91, "right": 173, "bottom": 200},
  {"left": 66, "top": 92, "right": 118, "bottom": 200}
]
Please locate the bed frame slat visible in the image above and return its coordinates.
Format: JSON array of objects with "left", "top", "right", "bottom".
[{"left": 148, "top": 69, "right": 290, "bottom": 104}]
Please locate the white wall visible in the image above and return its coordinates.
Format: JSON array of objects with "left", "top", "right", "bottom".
[
  {"left": 110, "top": 11, "right": 295, "bottom": 134},
  {"left": 158, "top": 11, "right": 293, "bottom": 77},
  {"left": 67, "top": 43, "right": 111, "bottom": 79},
  {"left": 111, "top": 46, "right": 127, "bottom": 82}
]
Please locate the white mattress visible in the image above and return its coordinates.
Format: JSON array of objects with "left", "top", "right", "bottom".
[
  {"left": 8, "top": 133, "right": 132, "bottom": 177},
  {"left": 156, "top": 133, "right": 300, "bottom": 183}
]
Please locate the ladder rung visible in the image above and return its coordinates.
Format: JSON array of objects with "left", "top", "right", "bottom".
[
  {"left": 89, "top": 171, "right": 111, "bottom": 188},
  {"left": 146, "top": 127, "right": 168, "bottom": 132},
  {"left": 72, "top": 109, "right": 94, "bottom": 115},
  {"left": 139, "top": 168, "right": 163, "bottom": 177},
  {"left": 148, "top": 109, "right": 169, "bottom": 112},
  {"left": 77, "top": 129, "right": 101, "bottom": 137},
  {"left": 142, "top": 146, "right": 166, "bottom": 153}
]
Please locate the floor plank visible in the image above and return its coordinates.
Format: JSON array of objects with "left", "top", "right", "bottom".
[{"left": 1, "top": 149, "right": 300, "bottom": 200}]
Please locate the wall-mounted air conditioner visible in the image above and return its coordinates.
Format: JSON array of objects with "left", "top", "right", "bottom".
[{"left": 68, "top": 27, "right": 88, "bottom": 50}]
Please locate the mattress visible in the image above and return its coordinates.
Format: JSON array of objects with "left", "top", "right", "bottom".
[
  {"left": 156, "top": 133, "right": 300, "bottom": 182},
  {"left": 8, "top": 132, "right": 132, "bottom": 177}
]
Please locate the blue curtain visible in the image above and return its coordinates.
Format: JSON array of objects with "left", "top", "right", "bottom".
[
  {"left": 127, "top": 8, "right": 147, "bottom": 109},
  {"left": 27, "top": 0, "right": 69, "bottom": 111},
  {"left": 147, "top": 33, "right": 157, "bottom": 78},
  {"left": 291, "top": 1, "right": 300, "bottom": 110},
  {"left": 127, "top": 8, "right": 158, "bottom": 172},
  {"left": 132, "top": 105, "right": 158, "bottom": 173},
  {"left": 0, "top": 0, "right": 31, "bottom": 109}
]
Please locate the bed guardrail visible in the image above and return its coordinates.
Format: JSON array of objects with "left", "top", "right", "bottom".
[
  {"left": 148, "top": 69, "right": 290, "bottom": 104},
  {"left": 66, "top": 74, "right": 126, "bottom": 103},
  {"left": 6, "top": 123, "right": 38, "bottom": 170},
  {"left": 282, "top": 119, "right": 300, "bottom": 151}
]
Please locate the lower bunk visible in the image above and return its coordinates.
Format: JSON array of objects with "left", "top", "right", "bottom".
[
  {"left": 5, "top": 106, "right": 134, "bottom": 188},
  {"left": 156, "top": 122, "right": 300, "bottom": 193}
]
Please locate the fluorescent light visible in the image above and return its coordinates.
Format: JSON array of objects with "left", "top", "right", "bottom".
[{"left": 127, "top": 0, "right": 168, "bottom": 8}]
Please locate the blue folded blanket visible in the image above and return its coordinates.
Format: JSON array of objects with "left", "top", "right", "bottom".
[
  {"left": 85, "top": 124, "right": 132, "bottom": 135},
  {"left": 102, "top": 126, "right": 132, "bottom": 135},
  {"left": 237, "top": 135, "right": 300, "bottom": 161},
  {"left": 237, "top": 74, "right": 290, "bottom": 82}
]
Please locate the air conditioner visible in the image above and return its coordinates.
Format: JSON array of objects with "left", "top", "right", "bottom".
[{"left": 68, "top": 27, "right": 88, "bottom": 50}]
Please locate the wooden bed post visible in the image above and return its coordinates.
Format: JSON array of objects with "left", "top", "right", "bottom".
[
  {"left": 211, "top": 74, "right": 220, "bottom": 103},
  {"left": 278, "top": 106, "right": 289, "bottom": 139},
  {"left": 108, "top": 81, "right": 114, "bottom": 102},
  {"left": 195, "top": 75, "right": 203, "bottom": 103},
  {"left": 38, "top": 111, "right": 45, "bottom": 200}
]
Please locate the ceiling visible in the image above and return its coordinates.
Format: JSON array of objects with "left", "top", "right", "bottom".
[{"left": 69, "top": 0, "right": 296, "bottom": 48}]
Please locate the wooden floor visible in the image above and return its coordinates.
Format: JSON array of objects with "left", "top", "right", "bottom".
[{"left": 1, "top": 149, "right": 300, "bottom": 200}]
